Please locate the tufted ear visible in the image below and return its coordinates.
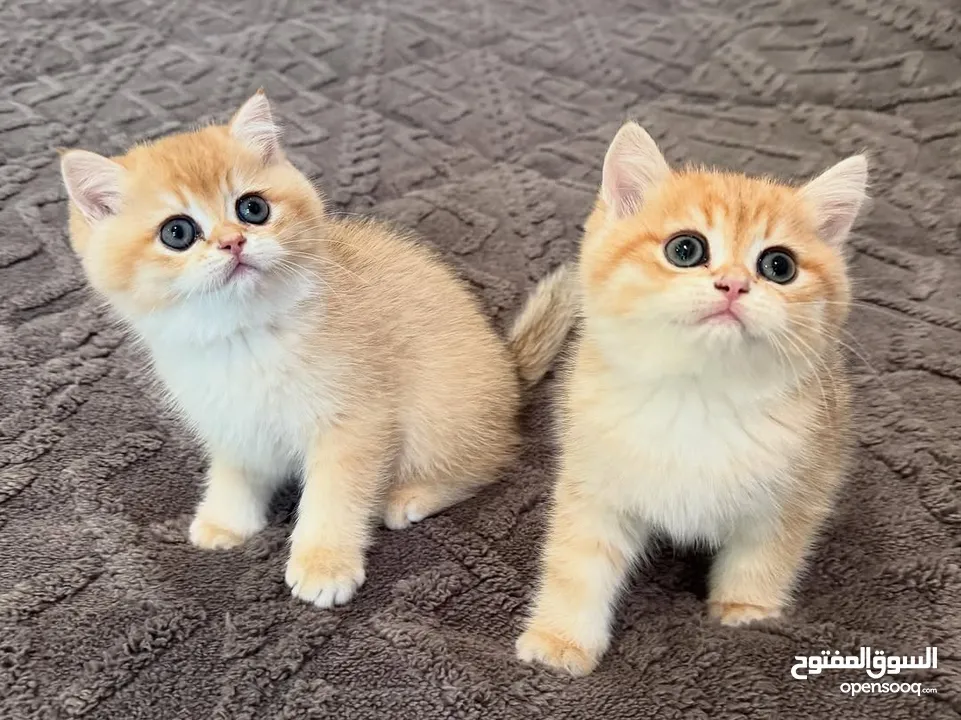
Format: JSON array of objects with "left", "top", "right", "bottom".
[
  {"left": 799, "top": 155, "right": 868, "bottom": 247},
  {"left": 60, "top": 149, "right": 126, "bottom": 224},
  {"left": 229, "top": 89, "right": 283, "bottom": 164},
  {"left": 600, "top": 121, "right": 671, "bottom": 220}
]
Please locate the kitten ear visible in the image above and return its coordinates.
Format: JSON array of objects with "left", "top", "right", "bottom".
[
  {"left": 229, "top": 90, "right": 283, "bottom": 164},
  {"left": 601, "top": 121, "right": 670, "bottom": 219},
  {"left": 799, "top": 155, "right": 868, "bottom": 247},
  {"left": 59, "top": 149, "right": 126, "bottom": 224}
]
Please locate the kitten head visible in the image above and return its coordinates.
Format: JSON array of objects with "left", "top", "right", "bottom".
[
  {"left": 60, "top": 91, "right": 324, "bottom": 339},
  {"left": 581, "top": 121, "right": 867, "bottom": 380}
]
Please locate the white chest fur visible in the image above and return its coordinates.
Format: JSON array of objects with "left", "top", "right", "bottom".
[
  {"left": 583, "top": 377, "right": 810, "bottom": 546},
  {"left": 146, "top": 326, "right": 338, "bottom": 477}
]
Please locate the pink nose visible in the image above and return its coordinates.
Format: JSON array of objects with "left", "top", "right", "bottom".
[
  {"left": 714, "top": 276, "right": 750, "bottom": 302},
  {"left": 218, "top": 235, "right": 246, "bottom": 257}
]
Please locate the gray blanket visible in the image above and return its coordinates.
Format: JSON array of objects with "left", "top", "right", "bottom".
[{"left": 1, "top": 0, "right": 957, "bottom": 717}]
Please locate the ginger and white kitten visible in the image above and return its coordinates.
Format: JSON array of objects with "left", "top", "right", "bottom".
[
  {"left": 517, "top": 122, "right": 866, "bottom": 675},
  {"left": 60, "top": 91, "right": 576, "bottom": 609}
]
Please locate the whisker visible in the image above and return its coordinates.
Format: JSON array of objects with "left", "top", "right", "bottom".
[
  {"left": 776, "top": 329, "right": 830, "bottom": 409},
  {"left": 785, "top": 316, "right": 889, "bottom": 391},
  {"left": 274, "top": 260, "right": 335, "bottom": 296},
  {"left": 789, "top": 299, "right": 915, "bottom": 325},
  {"left": 277, "top": 250, "right": 369, "bottom": 285}
]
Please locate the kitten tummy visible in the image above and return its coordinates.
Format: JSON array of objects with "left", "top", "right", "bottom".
[
  {"left": 517, "top": 122, "right": 866, "bottom": 675},
  {"left": 60, "top": 92, "right": 576, "bottom": 609}
]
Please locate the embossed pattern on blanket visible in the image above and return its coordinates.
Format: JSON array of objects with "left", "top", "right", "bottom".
[{"left": 0, "top": 0, "right": 958, "bottom": 717}]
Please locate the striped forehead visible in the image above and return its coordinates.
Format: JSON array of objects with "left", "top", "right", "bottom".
[
  {"left": 668, "top": 204, "right": 769, "bottom": 268},
  {"left": 159, "top": 186, "right": 232, "bottom": 237},
  {"left": 663, "top": 176, "right": 790, "bottom": 266}
]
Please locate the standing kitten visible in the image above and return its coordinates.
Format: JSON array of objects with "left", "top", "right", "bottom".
[
  {"left": 516, "top": 121, "right": 866, "bottom": 675},
  {"left": 60, "top": 91, "right": 576, "bottom": 609}
]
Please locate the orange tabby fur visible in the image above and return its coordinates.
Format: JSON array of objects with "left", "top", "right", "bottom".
[
  {"left": 517, "top": 122, "right": 865, "bottom": 675},
  {"left": 60, "top": 92, "right": 577, "bottom": 609}
]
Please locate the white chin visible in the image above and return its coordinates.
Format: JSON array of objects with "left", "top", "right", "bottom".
[
  {"left": 221, "top": 270, "right": 262, "bottom": 295},
  {"left": 694, "top": 320, "right": 754, "bottom": 348},
  {"left": 703, "top": 315, "right": 744, "bottom": 328}
]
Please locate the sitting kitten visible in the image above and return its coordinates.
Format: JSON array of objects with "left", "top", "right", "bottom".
[
  {"left": 517, "top": 121, "right": 866, "bottom": 675},
  {"left": 60, "top": 91, "right": 577, "bottom": 609}
]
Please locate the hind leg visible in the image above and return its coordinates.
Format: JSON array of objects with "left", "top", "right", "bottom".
[
  {"left": 382, "top": 429, "right": 517, "bottom": 531},
  {"left": 383, "top": 479, "right": 479, "bottom": 530},
  {"left": 385, "top": 360, "right": 521, "bottom": 530}
]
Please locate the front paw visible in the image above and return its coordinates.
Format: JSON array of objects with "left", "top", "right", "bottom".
[
  {"left": 709, "top": 601, "right": 782, "bottom": 626},
  {"left": 189, "top": 515, "right": 253, "bottom": 550},
  {"left": 285, "top": 544, "right": 366, "bottom": 609},
  {"left": 516, "top": 626, "right": 601, "bottom": 677}
]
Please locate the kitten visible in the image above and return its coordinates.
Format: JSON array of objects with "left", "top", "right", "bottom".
[
  {"left": 59, "top": 91, "right": 577, "bottom": 609},
  {"left": 516, "top": 121, "right": 866, "bottom": 675}
]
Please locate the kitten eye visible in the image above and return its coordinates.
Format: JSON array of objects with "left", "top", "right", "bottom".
[
  {"left": 236, "top": 194, "right": 270, "bottom": 225},
  {"left": 757, "top": 247, "right": 798, "bottom": 284},
  {"left": 664, "top": 233, "right": 708, "bottom": 268},
  {"left": 159, "top": 216, "right": 200, "bottom": 251}
]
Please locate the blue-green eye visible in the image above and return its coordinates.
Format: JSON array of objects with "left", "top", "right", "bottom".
[
  {"left": 159, "top": 216, "right": 199, "bottom": 250},
  {"left": 665, "top": 233, "right": 708, "bottom": 268},
  {"left": 236, "top": 194, "right": 270, "bottom": 224},
  {"left": 757, "top": 247, "right": 797, "bottom": 284}
]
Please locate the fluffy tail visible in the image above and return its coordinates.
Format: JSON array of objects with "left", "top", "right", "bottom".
[{"left": 507, "top": 264, "right": 580, "bottom": 386}]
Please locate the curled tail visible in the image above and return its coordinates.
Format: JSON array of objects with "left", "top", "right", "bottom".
[{"left": 507, "top": 264, "right": 580, "bottom": 386}]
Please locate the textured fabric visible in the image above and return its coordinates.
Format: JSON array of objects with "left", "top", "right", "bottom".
[{"left": 1, "top": 0, "right": 959, "bottom": 717}]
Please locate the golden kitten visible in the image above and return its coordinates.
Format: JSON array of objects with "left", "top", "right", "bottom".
[
  {"left": 517, "top": 121, "right": 866, "bottom": 675},
  {"left": 59, "top": 91, "right": 576, "bottom": 609}
]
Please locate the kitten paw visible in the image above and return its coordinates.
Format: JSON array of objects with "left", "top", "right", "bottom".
[
  {"left": 285, "top": 545, "right": 366, "bottom": 608},
  {"left": 516, "top": 627, "right": 600, "bottom": 677},
  {"left": 709, "top": 601, "right": 782, "bottom": 626},
  {"left": 382, "top": 485, "right": 439, "bottom": 530},
  {"left": 189, "top": 516, "right": 253, "bottom": 550}
]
